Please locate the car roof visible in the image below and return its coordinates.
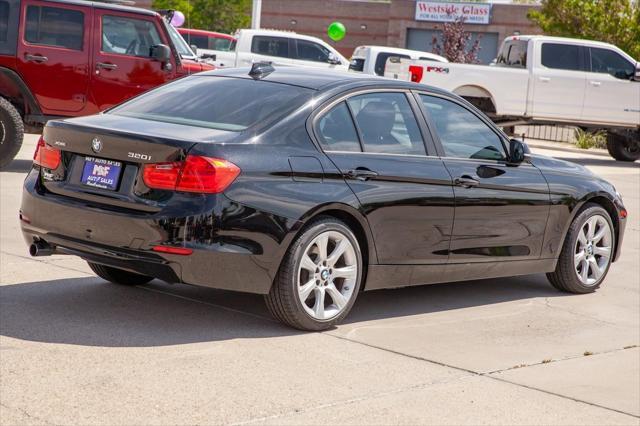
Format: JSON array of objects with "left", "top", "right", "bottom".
[
  {"left": 178, "top": 28, "right": 235, "bottom": 39},
  {"left": 41, "top": 0, "right": 157, "bottom": 16},
  {"left": 200, "top": 66, "right": 450, "bottom": 95}
]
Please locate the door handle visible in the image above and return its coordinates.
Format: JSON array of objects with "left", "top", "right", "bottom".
[
  {"left": 589, "top": 81, "right": 602, "bottom": 87},
  {"left": 24, "top": 53, "right": 48, "bottom": 63},
  {"left": 454, "top": 175, "right": 479, "bottom": 188},
  {"left": 538, "top": 76, "right": 551, "bottom": 82},
  {"left": 96, "top": 62, "right": 118, "bottom": 70},
  {"left": 345, "top": 168, "right": 378, "bottom": 181}
]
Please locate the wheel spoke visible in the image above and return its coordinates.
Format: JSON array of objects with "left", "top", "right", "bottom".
[
  {"left": 315, "top": 234, "right": 328, "bottom": 262},
  {"left": 300, "top": 254, "right": 317, "bottom": 273},
  {"left": 333, "top": 265, "right": 357, "bottom": 280},
  {"left": 580, "top": 259, "right": 589, "bottom": 282},
  {"left": 326, "top": 282, "right": 347, "bottom": 309},
  {"left": 593, "top": 245, "right": 611, "bottom": 258},
  {"left": 327, "top": 239, "right": 348, "bottom": 266},
  {"left": 574, "top": 251, "right": 586, "bottom": 267},
  {"left": 313, "top": 288, "right": 325, "bottom": 318},
  {"left": 298, "top": 279, "right": 316, "bottom": 301},
  {"left": 587, "top": 217, "right": 597, "bottom": 239},
  {"left": 577, "top": 228, "right": 588, "bottom": 246},
  {"left": 589, "top": 257, "right": 602, "bottom": 280},
  {"left": 592, "top": 226, "right": 607, "bottom": 244}
]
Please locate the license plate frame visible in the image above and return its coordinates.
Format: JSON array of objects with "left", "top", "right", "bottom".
[{"left": 80, "top": 156, "right": 122, "bottom": 191}]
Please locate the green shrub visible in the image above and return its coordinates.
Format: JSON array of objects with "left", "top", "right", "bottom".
[{"left": 574, "top": 129, "right": 607, "bottom": 150}]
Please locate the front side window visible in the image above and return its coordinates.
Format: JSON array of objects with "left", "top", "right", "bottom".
[
  {"left": 420, "top": 95, "right": 506, "bottom": 161},
  {"left": 374, "top": 53, "right": 409, "bottom": 76},
  {"left": 296, "top": 39, "right": 330, "bottom": 63},
  {"left": 0, "top": 1, "right": 9, "bottom": 42},
  {"left": 495, "top": 40, "right": 527, "bottom": 68},
  {"left": 25, "top": 6, "right": 83, "bottom": 50},
  {"left": 101, "top": 15, "right": 161, "bottom": 57},
  {"left": 541, "top": 43, "right": 581, "bottom": 71},
  {"left": 317, "top": 102, "right": 361, "bottom": 152},
  {"left": 110, "top": 77, "right": 313, "bottom": 131},
  {"left": 251, "top": 36, "right": 289, "bottom": 58},
  {"left": 347, "top": 92, "right": 425, "bottom": 155},
  {"left": 590, "top": 47, "right": 635, "bottom": 80}
]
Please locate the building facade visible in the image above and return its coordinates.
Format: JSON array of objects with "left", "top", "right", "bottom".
[{"left": 261, "top": 0, "right": 542, "bottom": 63}]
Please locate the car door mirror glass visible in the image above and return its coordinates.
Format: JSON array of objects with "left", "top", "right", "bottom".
[
  {"left": 509, "top": 139, "right": 527, "bottom": 163},
  {"left": 150, "top": 44, "right": 171, "bottom": 62}
]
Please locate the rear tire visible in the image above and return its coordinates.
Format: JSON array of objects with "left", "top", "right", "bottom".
[
  {"left": 546, "top": 203, "right": 615, "bottom": 294},
  {"left": 0, "top": 97, "right": 24, "bottom": 170},
  {"left": 265, "top": 217, "right": 363, "bottom": 331},
  {"left": 88, "top": 262, "right": 153, "bottom": 286},
  {"left": 606, "top": 132, "right": 640, "bottom": 162}
]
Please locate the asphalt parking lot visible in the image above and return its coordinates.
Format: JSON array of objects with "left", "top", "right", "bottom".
[{"left": 1, "top": 135, "right": 639, "bottom": 425}]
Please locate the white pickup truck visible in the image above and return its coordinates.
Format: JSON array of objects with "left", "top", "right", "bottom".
[
  {"left": 209, "top": 29, "right": 349, "bottom": 71},
  {"left": 385, "top": 35, "right": 640, "bottom": 161}
]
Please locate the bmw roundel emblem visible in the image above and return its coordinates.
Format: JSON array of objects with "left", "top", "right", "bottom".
[{"left": 91, "top": 137, "right": 102, "bottom": 153}]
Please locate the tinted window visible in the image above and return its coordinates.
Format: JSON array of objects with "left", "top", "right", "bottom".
[
  {"left": 101, "top": 16, "right": 161, "bottom": 57},
  {"left": 0, "top": 1, "right": 8, "bottom": 42},
  {"left": 348, "top": 93, "right": 425, "bottom": 155},
  {"left": 349, "top": 58, "right": 364, "bottom": 72},
  {"left": 541, "top": 43, "right": 581, "bottom": 71},
  {"left": 110, "top": 77, "right": 313, "bottom": 132},
  {"left": 182, "top": 33, "right": 208, "bottom": 49},
  {"left": 317, "top": 102, "right": 361, "bottom": 152},
  {"left": 421, "top": 95, "right": 506, "bottom": 161},
  {"left": 374, "top": 53, "right": 410, "bottom": 76},
  {"left": 590, "top": 47, "right": 635, "bottom": 79},
  {"left": 251, "top": 36, "right": 289, "bottom": 58},
  {"left": 496, "top": 40, "right": 527, "bottom": 68},
  {"left": 211, "top": 36, "right": 232, "bottom": 51},
  {"left": 296, "top": 39, "right": 330, "bottom": 63},
  {"left": 25, "top": 6, "right": 83, "bottom": 50}
]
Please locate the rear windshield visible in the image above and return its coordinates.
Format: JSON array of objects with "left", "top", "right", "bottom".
[{"left": 109, "top": 76, "right": 314, "bottom": 131}]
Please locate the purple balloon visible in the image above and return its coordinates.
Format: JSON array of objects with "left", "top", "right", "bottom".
[{"left": 170, "top": 11, "right": 185, "bottom": 27}]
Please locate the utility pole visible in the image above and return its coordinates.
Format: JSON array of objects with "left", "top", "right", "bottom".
[{"left": 251, "top": 0, "right": 262, "bottom": 29}]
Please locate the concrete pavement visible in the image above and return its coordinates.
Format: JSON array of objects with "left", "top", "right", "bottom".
[{"left": 1, "top": 135, "right": 639, "bottom": 425}]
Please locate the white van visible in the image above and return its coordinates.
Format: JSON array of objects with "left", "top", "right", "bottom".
[{"left": 349, "top": 45, "right": 447, "bottom": 76}]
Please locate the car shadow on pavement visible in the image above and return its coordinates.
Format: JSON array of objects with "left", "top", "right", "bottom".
[
  {"left": 0, "top": 273, "right": 562, "bottom": 347},
  {"left": 2, "top": 159, "right": 32, "bottom": 173}
]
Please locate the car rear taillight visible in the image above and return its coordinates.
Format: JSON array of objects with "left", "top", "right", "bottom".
[
  {"left": 33, "top": 136, "right": 61, "bottom": 169},
  {"left": 142, "top": 155, "right": 240, "bottom": 194},
  {"left": 409, "top": 65, "right": 424, "bottom": 83}
]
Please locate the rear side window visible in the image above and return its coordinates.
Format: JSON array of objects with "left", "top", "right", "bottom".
[
  {"left": 0, "top": 1, "right": 9, "bottom": 42},
  {"left": 110, "top": 77, "right": 313, "bottom": 132},
  {"left": 496, "top": 40, "right": 527, "bottom": 68},
  {"left": 590, "top": 47, "right": 635, "bottom": 80},
  {"left": 317, "top": 102, "right": 361, "bottom": 152},
  {"left": 211, "top": 36, "right": 232, "bottom": 51},
  {"left": 101, "top": 16, "right": 161, "bottom": 57},
  {"left": 251, "top": 36, "right": 289, "bottom": 58},
  {"left": 25, "top": 5, "right": 83, "bottom": 50},
  {"left": 348, "top": 92, "right": 425, "bottom": 155},
  {"left": 374, "top": 53, "right": 410, "bottom": 76},
  {"left": 541, "top": 43, "right": 581, "bottom": 71}
]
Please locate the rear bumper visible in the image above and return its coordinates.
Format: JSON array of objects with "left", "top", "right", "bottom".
[{"left": 20, "top": 169, "right": 300, "bottom": 294}]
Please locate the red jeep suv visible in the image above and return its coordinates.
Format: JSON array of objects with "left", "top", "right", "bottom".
[{"left": 0, "top": 0, "right": 213, "bottom": 168}]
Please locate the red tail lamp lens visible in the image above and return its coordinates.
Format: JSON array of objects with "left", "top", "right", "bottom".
[
  {"left": 152, "top": 245, "right": 193, "bottom": 255},
  {"left": 143, "top": 155, "right": 240, "bottom": 194},
  {"left": 409, "top": 65, "right": 424, "bottom": 83},
  {"left": 33, "top": 136, "right": 61, "bottom": 169}
]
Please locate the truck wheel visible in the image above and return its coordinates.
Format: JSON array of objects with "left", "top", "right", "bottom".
[
  {"left": 0, "top": 97, "right": 24, "bottom": 170},
  {"left": 606, "top": 132, "right": 640, "bottom": 162}
]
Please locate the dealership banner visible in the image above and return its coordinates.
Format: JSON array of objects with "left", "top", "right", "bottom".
[{"left": 415, "top": 1, "right": 492, "bottom": 25}]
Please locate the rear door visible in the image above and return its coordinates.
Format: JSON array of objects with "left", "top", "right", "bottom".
[
  {"left": 582, "top": 47, "right": 640, "bottom": 125},
  {"left": 16, "top": 0, "right": 89, "bottom": 113},
  {"left": 90, "top": 9, "right": 175, "bottom": 111},
  {"left": 315, "top": 90, "right": 454, "bottom": 265},
  {"left": 418, "top": 93, "right": 550, "bottom": 263},
  {"left": 531, "top": 42, "right": 586, "bottom": 121}
]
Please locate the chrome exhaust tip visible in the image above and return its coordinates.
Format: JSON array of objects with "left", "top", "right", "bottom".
[{"left": 29, "top": 240, "right": 54, "bottom": 257}]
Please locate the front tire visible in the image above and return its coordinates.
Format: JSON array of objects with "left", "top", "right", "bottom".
[
  {"left": 0, "top": 97, "right": 24, "bottom": 170},
  {"left": 606, "top": 132, "right": 640, "bottom": 162},
  {"left": 547, "top": 203, "right": 614, "bottom": 294},
  {"left": 88, "top": 262, "right": 153, "bottom": 286},
  {"left": 265, "top": 217, "right": 363, "bottom": 331}
]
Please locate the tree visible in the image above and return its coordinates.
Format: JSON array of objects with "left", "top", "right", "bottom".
[
  {"left": 152, "top": 0, "right": 251, "bottom": 34},
  {"left": 528, "top": 0, "right": 640, "bottom": 59},
  {"left": 430, "top": 16, "right": 482, "bottom": 64}
]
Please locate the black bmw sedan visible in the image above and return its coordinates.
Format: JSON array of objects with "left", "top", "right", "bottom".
[{"left": 21, "top": 65, "right": 627, "bottom": 331}]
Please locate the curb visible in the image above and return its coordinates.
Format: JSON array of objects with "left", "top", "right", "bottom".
[{"left": 526, "top": 142, "right": 610, "bottom": 158}]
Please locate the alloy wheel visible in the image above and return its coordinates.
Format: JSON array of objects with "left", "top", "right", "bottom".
[
  {"left": 297, "top": 230, "right": 358, "bottom": 320},
  {"left": 574, "top": 214, "right": 612, "bottom": 286}
]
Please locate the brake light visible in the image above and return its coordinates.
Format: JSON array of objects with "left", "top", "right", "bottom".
[
  {"left": 409, "top": 65, "right": 424, "bottom": 83},
  {"left": 33, "top": 136, "right": 61, "bottom": 169},
  {"left": 142, "top": 155, "right": 240, "bottom": 193},
  {"left": 152, "top": 245, "right": 193, "bottom": 255}
]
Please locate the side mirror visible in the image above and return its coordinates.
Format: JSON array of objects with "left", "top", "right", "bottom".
[
  {"left": 328, "top": 53, "right": 341, "bottom": 65},
  {"left": 200, "top": 53, "right": 216, "bottom": 61},
  {"left": 150, "top": 44, "right": 171, "bottom": 62},
  {"left": 190, "top": 44, "right": 198, "bottom": 55},
  {"left": 509, "top": 138, "right": 529, "bottom": 163}
]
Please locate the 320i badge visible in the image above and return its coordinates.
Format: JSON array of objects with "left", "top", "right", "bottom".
[{"left": 20, "top": 64, "right": 627, "bottom": 331}]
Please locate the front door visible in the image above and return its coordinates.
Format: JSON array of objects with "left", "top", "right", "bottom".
[
  {"left": 17, "top": 0, "right": 90, "bottom": 114},
  {"left": 418, "top": 93, "right": 550, "bottom": 263},
  {"left": 315, "top": 90, "right": 454, "bottom": 265},
  {"left": 90, "top": 10, "right": 174, "bottom": 111}
]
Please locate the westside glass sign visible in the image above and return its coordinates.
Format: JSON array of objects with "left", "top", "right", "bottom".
[{"left": 415, "top": 1, "right": 492, "bottom": 25}]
